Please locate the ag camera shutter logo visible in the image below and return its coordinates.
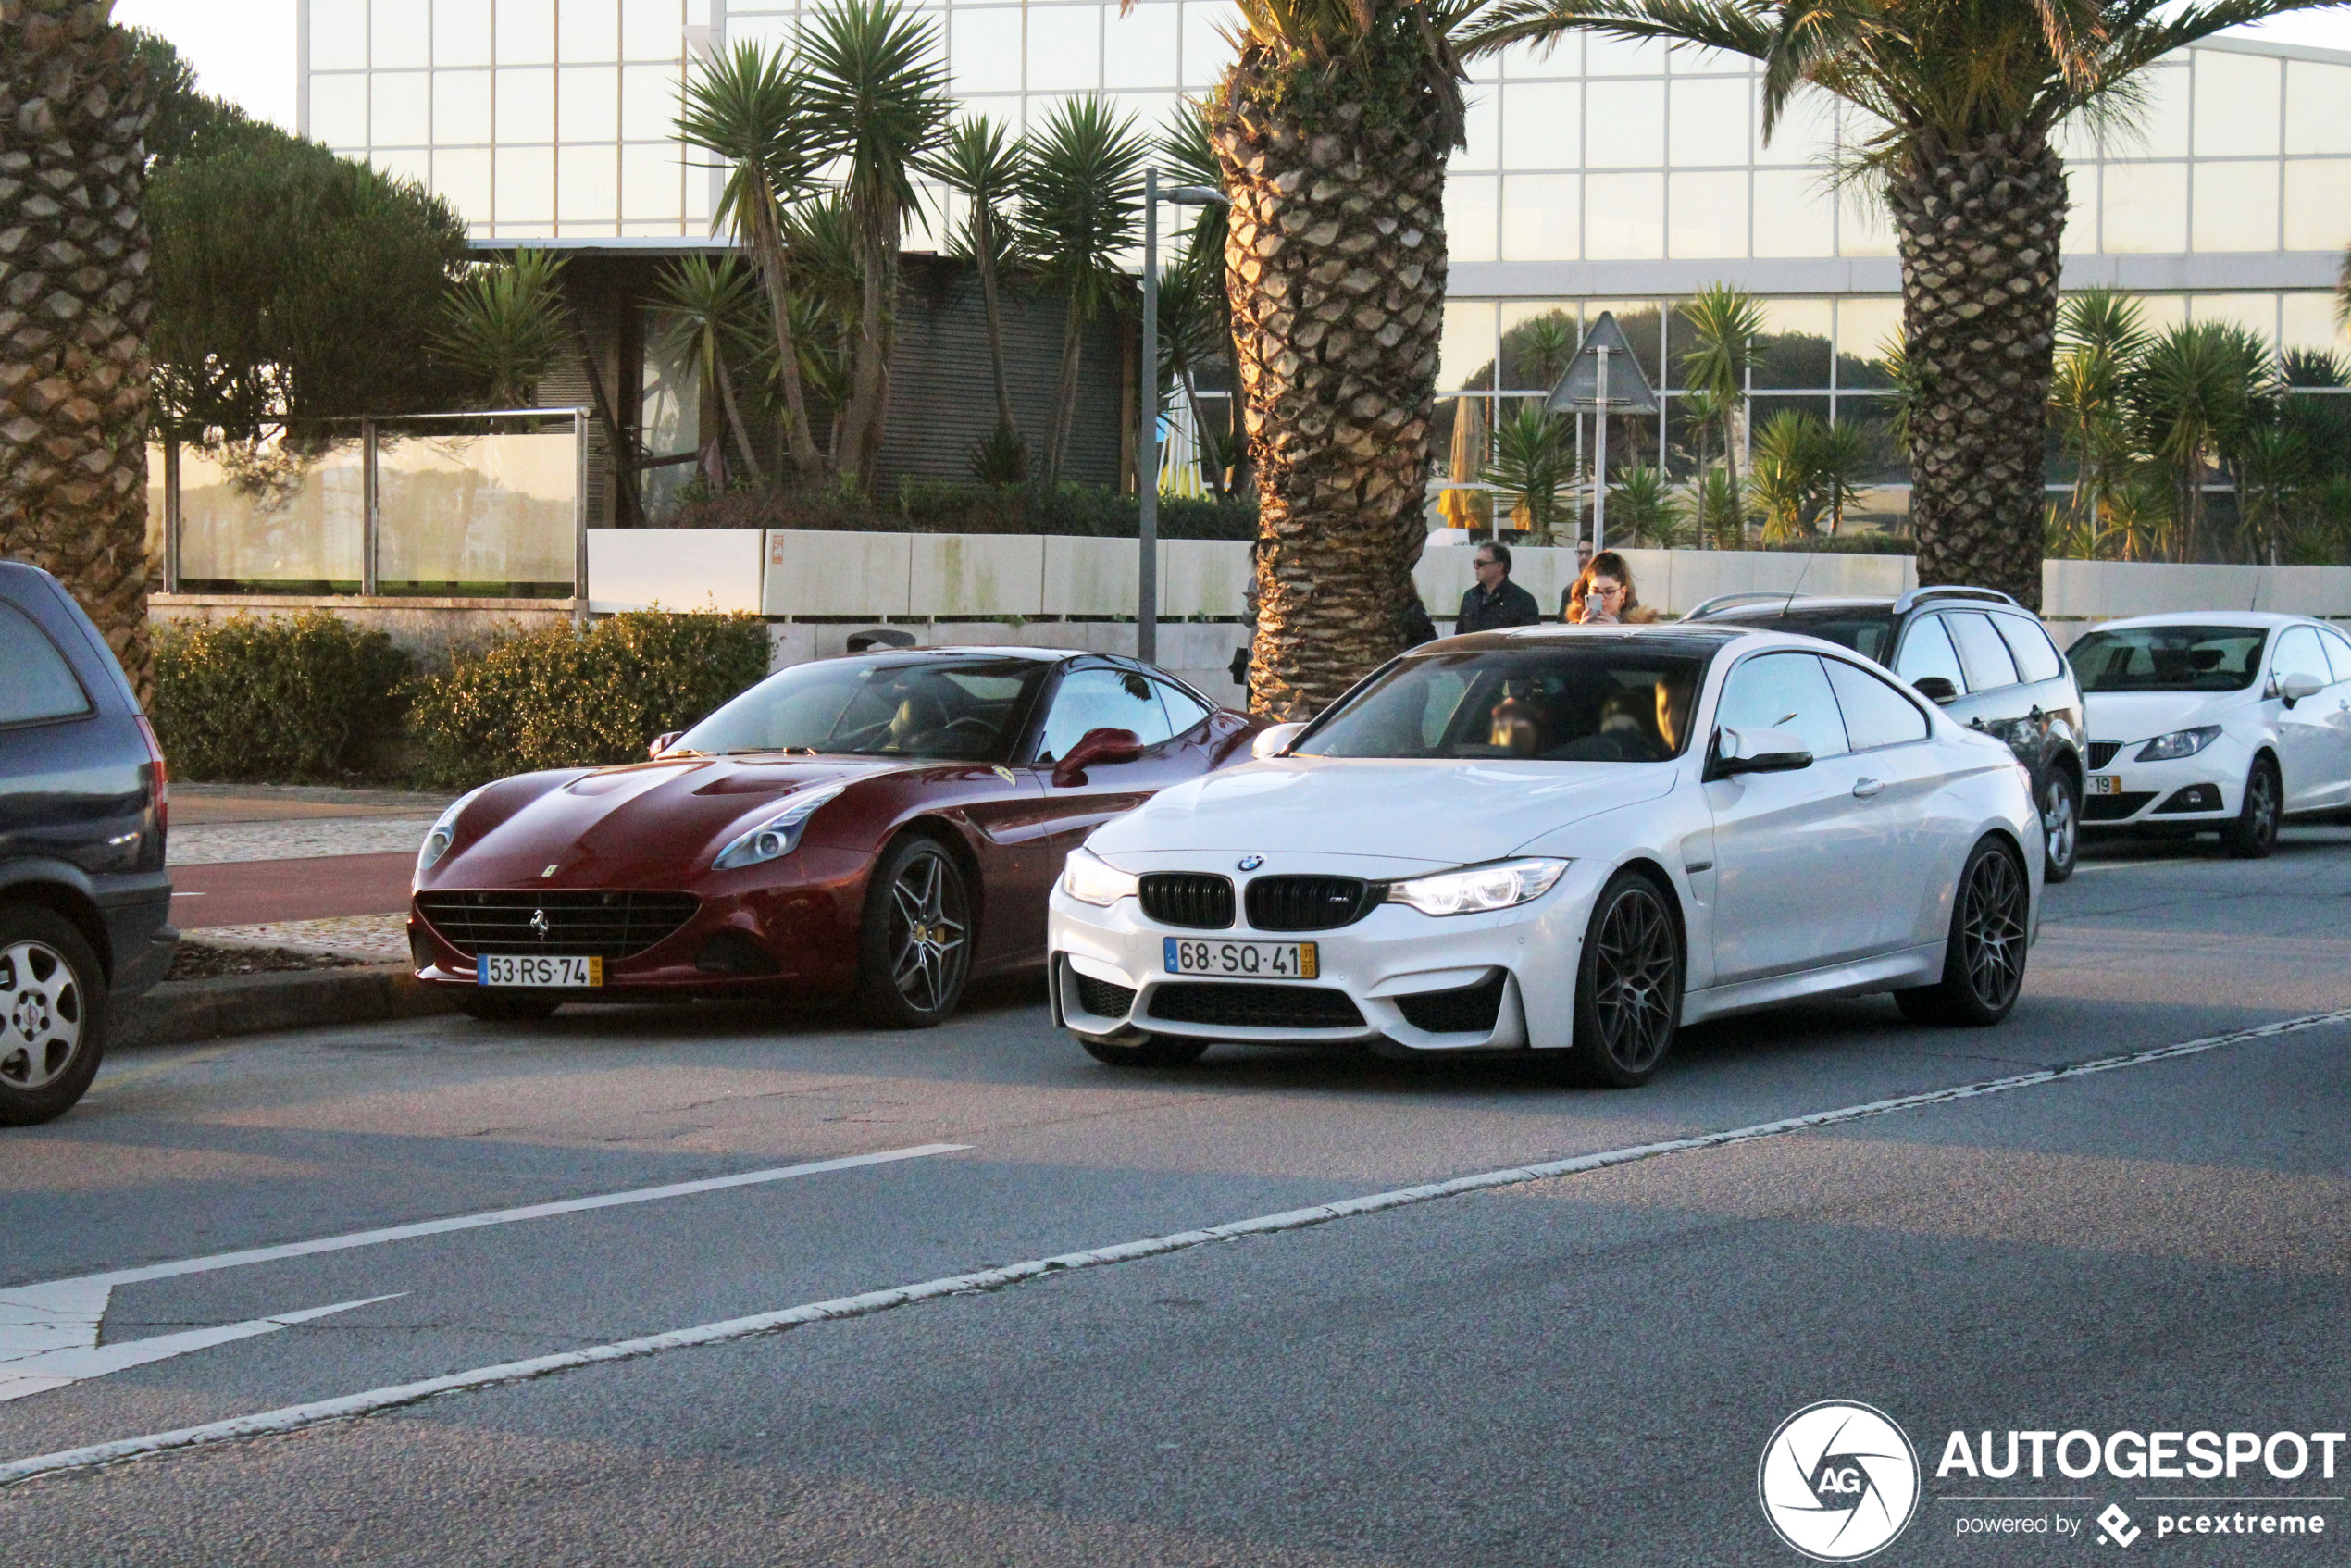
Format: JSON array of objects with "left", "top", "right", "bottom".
[{"left": 1759, "top": 1400, "right": 1922, "bottom": 1561}]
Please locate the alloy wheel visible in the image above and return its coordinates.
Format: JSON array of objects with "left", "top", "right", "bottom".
[
  {"left": 1590, "top": 884, "right": 1679, "bottom": 1076},
  {"left": 1956, "top": 850, "right": 2028, "bottom": 1011},
  {"left": 2043, "top": 778, "right": 2076, "bottom": 872},
  {"left": 0, "top": 940, "right": 85, "bottom": 1092},
  {"left": 888, "top": 851, "right": 969, "bottom": 1014},
  {"left": 2248, "top": 766, "right": 2279, "bottom": 840}
]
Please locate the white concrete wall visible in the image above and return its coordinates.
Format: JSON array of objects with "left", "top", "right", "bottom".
[{"left": 586, "top": 529, "right": 765, "bottom": 615}]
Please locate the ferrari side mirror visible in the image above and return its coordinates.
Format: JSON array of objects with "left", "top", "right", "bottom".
[{"left": 1051, "top": 727, "right": 1144, "bottom": 788}]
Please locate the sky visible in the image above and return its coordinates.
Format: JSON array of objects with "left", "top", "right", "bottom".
[{"left": 113, "top": 0, "right": 2351, "bottom": 138}]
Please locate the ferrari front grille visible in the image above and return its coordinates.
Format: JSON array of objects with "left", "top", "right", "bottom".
[{"left": 415, "top": 890, "right": 702, "bottom": 960}]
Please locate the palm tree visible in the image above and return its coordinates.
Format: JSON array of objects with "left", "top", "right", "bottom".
[
  {"left": 1678, "top": 284, "right": 1762, "bottom": 502},
  {"left": 0, "top": 1, "right": 158, "bottom": 697},
  {"left": 1198, "top": 0, "right": 1470, "bottom": 715},
  {"left": 799, "top": 0, "right": 953, "bottom": 489},
  {"left": 676, "top": 41, "right": 827, "bottom": 475},
  {"left": 649, "top": 256, "right": 769, "bottom": 483},
  {"left": 2129, "top": 322, "right": 2267, "bottom": 563},
  {"left": 1748, "top": 408, "right": 1821, "bottom": 542},
  {"left": 1466, "top": 0, "right": 2311, "bottom": 605},
  {"left": 1017, "top": 96, "right": 1147, "bottom": 485},
  {"left": 1810, "top": 417, "right": 1872, "bottom": 536},
  {"left": 1608, "top": 461, "right": 1685, "bottom": 548},
  {"left": 1156, "top": 241, "right": 1233, "bottom": 501},
  {"left": 1692, "top": 466, "right": 1745, "bottom": 550},
  {"left": 1482, "top": 405, "right": 1572, "bottom": 532},
  {"left": 432, "top": 249, "right": 571, "bottom": 409},
  {"left": 2235, "top": 420, "right": 2308, "bottom": 566},
  {"left": 2050, "top": 289, "right": 2146, "bottom": 530},
  {"left": 925, "top": 115, "right": 1028, "bottom": 461}
]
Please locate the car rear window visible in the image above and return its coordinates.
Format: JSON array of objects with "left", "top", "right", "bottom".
[
  {"left": 1993, "top": 615, "right": 2065, "bottom": 683},
  {"left": 1946, "top": 612, "right": 2021, "bottom": 690},
  {"left": 1723, "top": 609, "right": 1899, "bottom": 665},
  {"left": 0, "top": 600, "right": 92, "bottom": 725},
  {"left": 2066, "top": 625, "right": 2267, "bottom": 692}
]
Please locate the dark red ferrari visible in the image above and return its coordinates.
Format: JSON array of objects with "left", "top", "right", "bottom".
[{"left": 407, "top": 648, "right": 1262, "bottom": 1026}]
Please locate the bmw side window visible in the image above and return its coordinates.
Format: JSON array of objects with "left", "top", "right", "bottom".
[
  {"left": 1893, "top": 615, "right": 1967, "bottom": 693},
  {"left": 1151, "top": 679, "right": 1214, "bottom": 737},
  {"left": 0, "top": 600, "right": 93, "bottom": 726},
  {"left": 2271, "top": 627, "right": 2331, "bottom": 691},
  {"left": 2319, "top": 626, "right": 2351, "bottom": 684},
  {"left": 1716, "top": 653, "right": 1851, "bottom": 760},
  {"left": 1993, "top": 615, "right": 2064, "bottom": 684},
  {"left": 1946, "top": 612, "right": 2020, "bottom": 691},
  {"left": 1037, "top": 668, "right": 1175, "bottom": 761},
  {"left": 1822, "top": 659, "right": 1930, "bottom": 751}
]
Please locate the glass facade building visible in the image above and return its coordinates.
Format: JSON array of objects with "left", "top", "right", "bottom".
[{"left": 300, "top": 4, "right": 2351, "bottom": 521}]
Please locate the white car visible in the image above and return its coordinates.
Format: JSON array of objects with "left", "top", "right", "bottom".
[
  {"left": 2067, "top": 613, "right": 2351, "bottom": 857},
  {"left": 1048, "top": 625, "right": 2043, "bottom": 1087}
]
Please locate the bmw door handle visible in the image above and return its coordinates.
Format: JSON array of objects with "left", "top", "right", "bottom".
[{"left": 1851, "top": 777, "right": 1885, "bottom": 799}]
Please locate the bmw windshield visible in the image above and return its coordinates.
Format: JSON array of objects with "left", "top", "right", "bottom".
[
  {"left": 2066, "top": 626, "right": 2268, "bottom": 693},
  {"left": 1294, "top": 645, "right": 1710, "bottom": 762}
]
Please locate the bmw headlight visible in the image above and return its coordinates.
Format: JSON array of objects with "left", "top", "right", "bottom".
[
  {"left": 713, "top": 784, "right": 844, "bottom": 870},
  {"left": 2135, "top": 726, "right": 2222, "bottom": 763},
  {"left": 416, "top": 786, "right": 486, "bottom": 877},
  {"left": 1384, "top": 858, "right": 1570, "bottom": 917},
  {"left": 1061, "top": 847, "right": 1139, "bottom": 907}
]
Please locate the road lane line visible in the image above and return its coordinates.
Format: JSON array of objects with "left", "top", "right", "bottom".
[
  {"left": 6, "top": 1009, "right": 2347, "bottom": 1487},
  {"left": 0, "top": 1297, "right": 405, "bottom": 1405}
]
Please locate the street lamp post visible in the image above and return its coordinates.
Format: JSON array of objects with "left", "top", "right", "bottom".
[{"left": 1137, "top": 169, "right": 1228, "bottom": 668}]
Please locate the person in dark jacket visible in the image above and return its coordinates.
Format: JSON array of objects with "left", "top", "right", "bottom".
[
  {"left": 1400, "top": 580, "right": 1438, "bottom": 648},
  {"left": 1456, "top": 541, "right": 1542, "bottom": 633}
]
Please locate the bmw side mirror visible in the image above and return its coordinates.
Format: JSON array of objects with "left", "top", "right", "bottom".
[
  {"left": 1250, "top": 721, "right": 1307, "bottom": 760},
  {"left": 2279, "top": 672, "right": 2325, "bottom": 707},
  {"left": 1708, "top": 725, "right": 1812, "bottom": 780},
  {"left": 1911, "top": 676, "right": 1959, "bottom": 705},
  {"left": 1051, "top": 727, "right": 1144, "bottom": 788},
  {"left": 649, "top": 730, "right": 683, "bottom": 759}
]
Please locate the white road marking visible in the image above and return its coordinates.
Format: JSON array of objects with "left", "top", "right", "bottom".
[
  {"left": 0, "top": 1297, "right": 404, "bottom": 1404},
  {"left": 6, "top": 1009, "right": 2347, "bottom": 1488}
]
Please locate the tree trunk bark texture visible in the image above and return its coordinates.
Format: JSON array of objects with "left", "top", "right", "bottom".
[
  {"left": 1887, "top": 131, "right": 2066, "bottom": 609},
  {"left": 1212, "top": 103, "right": 1446, "bottom": 718},
  {"left": 0, "top": 0, "right": 156, "bottom": 699}
]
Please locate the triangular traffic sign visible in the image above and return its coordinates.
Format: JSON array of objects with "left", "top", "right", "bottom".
[{"left": 1545, "top": 311, "right": 1658, "bottom": 414}]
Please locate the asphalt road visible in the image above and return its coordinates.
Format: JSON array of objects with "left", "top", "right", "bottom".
[{"left": 4, "top": 828, "right": 2348, "bottom": 1566}]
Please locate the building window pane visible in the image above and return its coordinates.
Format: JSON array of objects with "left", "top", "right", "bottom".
[
  {"left": 312, "top": 1, "right": 368, "bottom": 70},
  {"left": 2114, "top": 64, "right": 2189, "bottom": 160},
  {"left": 2283, "top": 159, "right": 2351, "bottom": 250},
  {"left": 311, "top": 73, "right": 369, "bottom": 146},
  {"left": 1459, "top": 91, "right": 1499, "bottom": 171},
  {"left": 1440, "top": 301, "right": 1499, "bottom": 392},
  {"left": 560, "top": 0, "right": 620, "bottom": 62},
  {"left": 1448, "top": 172, "right": 1499, "bottom": 263},
  {"left": 1586, "top": 79, "right": 1663, "bottom": 168},
  {"left": 1668, "top": 76, "right": 1746, "bottom": 167},
  {"left": 495, "top": 145, "right": 555, "bottom": 224},
  {"left": 2188, "top": 293, "right": 2278, "bottom": 343},
  {"left": 496, "top": 67, "right": 556, "bottom": 143},
  {"left": 2100, "top": 162, "right": 2186, "bottom": 253},
  {"left": 952, "top": 7, "right": 1024, "bottom": 94},
  {"left": 1106, "top": 3, "right": 1179, "bottom": 90},
  {"left": 558, "top": 146, "right": 618, "bottom": 226},
  {"left": 434, "top": 0, "right": 492, "bottom": 67},
  {"left": 1500, "top": 303, "right": 1578, "bottom": 391},
  {"left": 620, "top": 63, "right": 681, "bottom": 142},
  {"left": 2285, "top": 61, "right": 2351, "bottom": 155},
  {"left": 1029, "top": 6, "right": 1102, "bottom": 93},
  {"left": 496, "top": 0, "right": 556, "bottom": 65},
  {"left": 1751, "top": 168, "right": 1833, "bottom": 257},
  {"left": 2192, "top": 161, "right": 2278, "bottom": 252},
  {"left": 433, "top": 146, "right": 492, "bottom": 225},
  {"left": 1179, "top": 2, "right": 1239, "bottom": 91},
  {"left": 1756, "top": 299, "right": 1831, "bottom": 388},
  {"left": 621, "top": 143, "right": 684, "bottom": 220},
  {"left": 1501, "top": 81, "right": 1577, "bottom": 171},
  {"left": 2281, "top": 292, "right": 2346, "bottom": 356},
  {"left": 435, "top": 69, "right": 491, "bottom": 143},
  {"left": 1586, "top": 172, "right": 1664, "bottom": 259},
  {"left": 2134, "top": 293, "right": 2190, "bottom": 332},
  {"left": 1668, "top": 169, "right": 1745, "bottom": 258},
  {"left": 623, "top": 0, "right": 684, "bottom": 62},
  {"left": 559, "top": 64, "right": 620, "bottom": 143},
  {"left": 1837, "top": 185, "right": 1895, "bottom": 257},
  {"left": 374, "top": 146, "right": 430, "bottom": 189},
  {"left": 2194, "top": 51, "right": 2280, "bottom": 159},
  {"left": 370, "top": 70, "right": 430, "bottom": 144},
  {"left": 371, "top": 0, "right": 429, "bottom": 69},
  {"left": 1835, "top": 297, "right": 1904, "bottom": 388},
  {"left": 1754, "top": 86, "right": 1831, "bottom": 168},
  {"left": 1669, "top": 44, "right": 1748, "bottom": 76},
  {"left": 1585, "top": 34, "right": 1664, "bottom": 76},
  {"left": 1501, "top": 173, "right": 1578, "bottom": 261}
]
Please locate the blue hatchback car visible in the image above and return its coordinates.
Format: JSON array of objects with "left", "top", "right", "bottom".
[{"left": 0, "top": 559, "right": 174, "bottom": 1125}]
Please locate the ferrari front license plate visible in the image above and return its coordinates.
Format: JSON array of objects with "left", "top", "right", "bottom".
[
  {"left": 478, "top": 954, "right": 603, "bottom": 988},
  {"left": 2089, "top": 775, "right": 2122, "bottom": 796},
  {"left": 1163, "top": 938, "right": 1317, "bottom": 979}
]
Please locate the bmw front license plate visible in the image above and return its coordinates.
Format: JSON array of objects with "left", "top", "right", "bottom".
[
  {"left": 478, "top": 954, "right": 603, "bottom": 988},
  {"left": 1163, "top": 938, "right": 1317, "bottom": 979},
  {"left": 2089, "top": 775, "right": 2121, "bottom": 796}
]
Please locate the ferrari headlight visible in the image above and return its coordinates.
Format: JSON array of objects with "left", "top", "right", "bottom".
[
  {"left": 1385, "top": 858, "right": 1570, "bottom": 917},
  {"left": 1061, "top": 847, "right": 1139, "bottom": 907},
  {"left": 2135, "top": 726, "right": 2222, "bottom": 763},
  {"left": 416, "top": 786, "right": 486, "bottom": 877},
  {"left": 713, "top": 784, "right": 844, "bottom": 870}
]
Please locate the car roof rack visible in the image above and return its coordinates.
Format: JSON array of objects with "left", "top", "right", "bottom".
[
  {"left": 1683, "top": 591, "right": 1807, "bottom": 620},
  {"left": 1894, "top": 585, "right": 2021, "bottom": 615}
]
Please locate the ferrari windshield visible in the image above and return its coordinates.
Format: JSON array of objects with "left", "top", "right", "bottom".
[
  {"left": 1295, "top": 645, "right": 1710, "bottom": 762},
  {"left": 2067, "top": 625, "right": 2267, "bottom": 693},
  {"left": 678, "top": 656, "right": 1049, "bottom": 760}
]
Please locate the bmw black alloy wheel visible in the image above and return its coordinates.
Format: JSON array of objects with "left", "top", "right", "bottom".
[
  {"left": 1590, "top": 880, "right": 1680, "bottom": 1076},
  {"left": 1956, "top": 846, "right": 2028, "bottom": 1012}
]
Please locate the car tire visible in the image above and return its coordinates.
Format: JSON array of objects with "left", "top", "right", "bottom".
[
  {"left": 1079, "top": 1033, "right": 1211, "bottom": 1068},
  {"left": 453, "top": 991, "right": 562, "bottom": 1022},
  {"left": 2220, "top": 755, "right": 2281, "bottom": 860},
  {"left": 2041, "top": 769, "right": 2080, "bottom": 884},
  {"left": 1561, "top": 870, "right": 1683, "bottom": 1089},
  {"left": 855, "top": 834, "right": 974, "bottom": 1028},
  {"left": 1896, "top": 837, "right": 2030, "bottom": 1027},
  {"left": 0, "top": 905, "right": 108, "bottom": 1127}
]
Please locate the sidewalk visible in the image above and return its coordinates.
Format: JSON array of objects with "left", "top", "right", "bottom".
[{"left": 169, "top": 784, "right": 454, "bottom": 963}]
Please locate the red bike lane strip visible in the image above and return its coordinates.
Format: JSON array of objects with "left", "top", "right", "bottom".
[{"left": 168, "top": 852, "right": 418, "bottom": 928}]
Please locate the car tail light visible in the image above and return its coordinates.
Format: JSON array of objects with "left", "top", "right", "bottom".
[{"left": 135, "top": 714, "right": 169, "bottom": 835}]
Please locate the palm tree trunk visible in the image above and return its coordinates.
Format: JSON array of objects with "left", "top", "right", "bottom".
[
  {"left": 714, "top": 359, "right": 765, "bottom": 483},
  {"left": 1212, "top": 108, "right": 1449, "bottom": 716},
  {"left": 0, "top": 2, "right": 156, "bottom": 700},
  {"left": 975, "top": 214, "right": 1017, "bottom": 438},
  {"left": 1046, "top": 302, "right": 1085, "bottom": 485},
  {"left": 836, "top": 205, "right": 895, "bottom": 492},
  {"left": 747, "top": 192, "right": 822, "bottom": 476},
  {"left": 1886, "top": 131, "right": 2066, "bottom": 605},
  {"left": 1179, "top": 369, "right": 1224, "bottom": 503}
]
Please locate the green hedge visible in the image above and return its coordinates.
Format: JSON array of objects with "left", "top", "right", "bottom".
[
  {"left": 406, "top": 610, "right": 772, "bottom": 788},
  {"left": 153, "top": 611, "right": 413, "bottom": 781}
]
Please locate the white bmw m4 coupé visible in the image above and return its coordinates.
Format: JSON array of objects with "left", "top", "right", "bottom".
[{"left": 1048, "top": 625, "right": 2042, "bottom": 1086}]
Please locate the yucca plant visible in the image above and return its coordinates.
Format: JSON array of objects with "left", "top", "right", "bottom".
[
  {"left": 1608, "top": 461, "right": 1683, "bottom": 548},
  {"left": 1482, "top": 404, "right": 1572, "bottom": 532},
  {"left": 2234, "top": 419, "right": 2308, "bottom": 566},
  {"left": 2049, "top": 289, "right": 2146, "bottom": 529},
  {"left": 1748, "top": 408, "right": 1822, "bottom": 542},
  {"left": 1691, "top": 466, "right": 1745, "bottom": 550},
  {"left": 924, "top": 115, "right": 1028, "bottom": 456},
  {"left": 1678, "top": 284, "right": 1763, "bottom": 498},
  {"left": 1810, "top": 417, "right": 1872, "bottom": 536},
  {"left": 2129, "top": 322, "right": 2270, "bottom": 563},
  {"left": 1467, "top": 0, "right": 2323, "bottom": 604},
  {"left": 432, "top": 249, "right": 570, "bottom": 409},
  {"left": 1017, "top": 96, "right": 1148, "bottom": 485},
  {"left": 650, "top": 256, "right": 768, "bottom": 483},
  {"left": 1156, "top": 241, "right": 1233, "bottom": 502}
]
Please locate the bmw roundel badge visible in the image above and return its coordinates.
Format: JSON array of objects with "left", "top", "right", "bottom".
[{"left": 1237, "top": 855, "right": 1263, "bottom": 872}]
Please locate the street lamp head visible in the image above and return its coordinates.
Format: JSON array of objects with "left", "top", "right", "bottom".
[{"left": 1166, "top": 185, "right": 1230, "bottom": 205}]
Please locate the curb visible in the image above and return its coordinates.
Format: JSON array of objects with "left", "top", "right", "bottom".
[{"left": 115, "top": 964, "right": 455, "bottom": 1050}]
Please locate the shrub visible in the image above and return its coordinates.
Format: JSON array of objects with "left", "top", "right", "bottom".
[
  {"left": 407, "top": 610, "right": 771, "bottom": 788},
  {"left": 152, "top": 612, "right": 412, "bottom": 781}
]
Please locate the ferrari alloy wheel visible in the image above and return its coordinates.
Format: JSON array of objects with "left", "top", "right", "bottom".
[
  {"left": 2041, "top": 772, "right": 2079, "bottom": 884},
  {"left": 1897, "top": 838, "right": 2030, "bottom": 1027},
  {"left": 1565, "top": 871, "right": 1683, "bottom": 1088},
  {"left": 2221, "top": 756, "right": 2281, "bottom": 860},
  {"left": 858, "top": 836, "right": 973, "bottom": 1027},
  {"left": 0, "top": 906, "right": 106, "bottom": 1127}
]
